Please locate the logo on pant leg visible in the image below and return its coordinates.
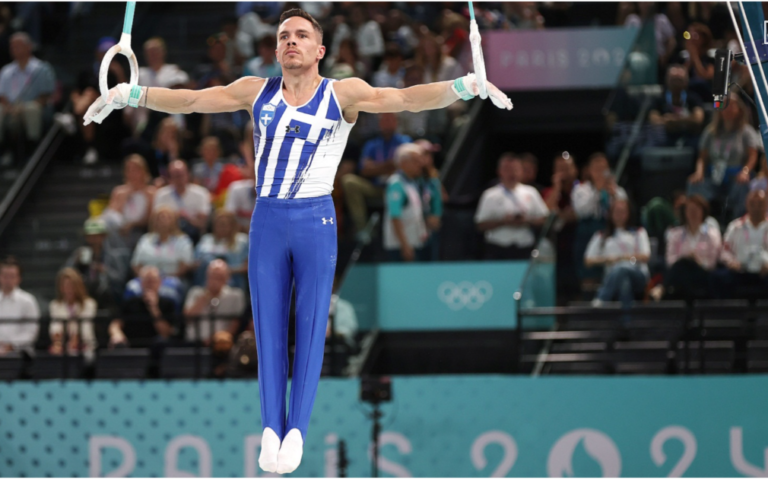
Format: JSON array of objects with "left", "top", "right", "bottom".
[{"left": 322, "top": 217, "right": 334, "bottom": 225}]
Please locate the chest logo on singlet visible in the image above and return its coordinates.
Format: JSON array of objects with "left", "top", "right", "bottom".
[
  {"left": 286, "top": 125, "right": 300, "bottom": 134},
  {"left": 259, "top": 104, "right": 276, "bottom": 127}
]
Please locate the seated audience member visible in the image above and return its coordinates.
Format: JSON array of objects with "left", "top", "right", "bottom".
[
  {"left": 662, "top": 195, "right": 722, "bottom": 299},
  {"left": 123, "top": 117, "right": 182, "bottom": 182},
  {"left": 102, "top": 154, "right": 156, "bottom": 248},
  {"left": 716, "top": 188, "right": 768, "bottom": 298},
  {"left": 194, "top": 209, "right": 248, "bottom": 290},
  {"left": 415, "top": 139, "right": 445, "bottom": 261},
  {"left": 585, "top": 198, "right": 651, "bottom": 308},
  {"left": 519, "top": 152, "right": 544, "bottom": 192},
  {"left": 131, "top": 206, "right": 194, "bottom": 280},
  {"left": 66, "top": 217, "right": 130, "bottom": 312},
  {"left": 572, "top": 152, "right": 628, "bottom": 279},
  {"left": 682, "top": 22, "right": 715, "bottom": 100},
  {"left": 476, "top": 153, "right": 549, "bottom": 260},
  {"left": 0, "top": 256, "right": 40, "bottom": 355},
  {"left": 688, "top": 95, "right": 760, "bottom": 222},
  {"left": 415, "top": 32, "right": 463, "bottom": 84},
  {"left": 648, "top": 64, "right": 705, "bottom": 148},
  {"left": 191, "top": 136, "right": 226, "bottom": 194},
  {"left": 543, "top": 152, "right": 579, "bottom": 293},
  {"left": 110, "top": 265, "right": 179, "bottom": 348},
  {"left": 49, "top": 268, "right": 97, "bottom": 358},
  {"left": 323, "top": 38, "right": 366, "bottom": 80},
  {"left": 372, "top": 43, "right": 404, "bottom": 88},
  {"left": 0, "top": 32, "right": 56, "bottom": 167},
  {"left": 183, "top": 260, "right": 245, "bottom": 344},
  {"left": 243, "top": 35, "right": 280, "bottom": 78},
  {"left": 384, "top": 144, "right": 429, "bottom": 262},
  {"left": 224, "top": 122, "right": 256, "bottom": 232},
  {"left": 153, "top": 160, "right": 212, "bottom": 242},
  {"left": 341, "top": 113, "right": 411, "bottom": 235}
]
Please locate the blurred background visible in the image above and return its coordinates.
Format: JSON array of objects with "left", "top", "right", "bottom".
[{"left": 1, "top": 1, "right": 768, "bottom": 477}]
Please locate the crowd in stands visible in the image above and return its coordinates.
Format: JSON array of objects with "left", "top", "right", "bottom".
[{"left": 2, "top": 2, "right": 768, "bottom": 375}]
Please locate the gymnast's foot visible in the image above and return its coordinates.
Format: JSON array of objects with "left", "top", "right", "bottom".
[
  {"left": 276, "top": 428, "right": 304, "bottom": 474},
  {"left": 259, "top": 427, "right": 281, "bottom": 473}
]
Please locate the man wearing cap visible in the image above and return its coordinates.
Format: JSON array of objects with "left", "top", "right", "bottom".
[
  {"left": 0, "top": 32, "right": 56, "bottom": 167},
  {"left": 66, "top": 217, "right": 130, "bottom": 312}
]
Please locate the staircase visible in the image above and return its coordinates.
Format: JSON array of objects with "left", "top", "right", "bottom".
[{"left": 0, "top": 163, "right": 123, "bottom": 306}]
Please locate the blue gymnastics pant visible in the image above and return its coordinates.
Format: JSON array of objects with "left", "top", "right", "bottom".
[{"left": 248, "top": 195, "right": 337, "bottom": 441}]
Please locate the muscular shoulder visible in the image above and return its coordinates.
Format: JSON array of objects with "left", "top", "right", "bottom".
[
  {"left": 332, "top": 77, "right": 374, "bottom": 110},
  {"left": 223, "top": 76, "right": 268, "bottom": 108}
]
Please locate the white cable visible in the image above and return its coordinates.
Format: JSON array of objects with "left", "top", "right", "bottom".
[{"left": 728, "top": 1, "right": 768, "bottom": 125}]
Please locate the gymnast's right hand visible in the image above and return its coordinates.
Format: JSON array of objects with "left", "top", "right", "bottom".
[{"left": 84, "top": 83, "right": 144, "bottom": 126}]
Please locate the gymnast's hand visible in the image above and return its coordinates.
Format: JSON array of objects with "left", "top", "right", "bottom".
[
  {"left": 84, "top": 83, "right": 144, "bottom": 126},
  {"left": 452, "top": 73, "right": 513, "bottom": 110}
]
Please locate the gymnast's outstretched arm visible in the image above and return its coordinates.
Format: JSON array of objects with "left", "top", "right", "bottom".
[
  {"left": 334, "top": 75, "right": 512, "bottom": 121},
  {"left": 84, "top": 76, "right": 264, "bottom": 125}
]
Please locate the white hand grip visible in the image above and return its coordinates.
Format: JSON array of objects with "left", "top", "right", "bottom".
[{"left": 469, "top": 20, "right": 488, "bottom": 100}]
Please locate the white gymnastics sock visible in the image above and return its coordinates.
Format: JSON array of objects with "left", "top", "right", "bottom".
[
  {"left": 259, "top": 427, "right": 281, "bottom": 473},
  {"left": 276, "top": 428, "right": 304, "bottom": 474}
]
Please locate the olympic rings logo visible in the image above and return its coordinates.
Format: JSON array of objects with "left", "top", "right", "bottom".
[{"left": 437, "top": 281, "right": 493, "bottom": 310}]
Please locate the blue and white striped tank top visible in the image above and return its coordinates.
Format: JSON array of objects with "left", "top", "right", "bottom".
[{"left": 251, "top": 76, "right": 354, "bottom": 199}]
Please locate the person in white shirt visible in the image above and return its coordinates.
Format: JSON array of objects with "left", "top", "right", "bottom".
[
  {"left": 585, "top": 198, "right": 651, "bottom": 308},
  {"left": 225, "top": 121, "right": 257, "bottom": 232},
  {"left": 572, "top": 152, "right": 628, "bottom": 279},
  {"left": 716, "top": 188, "right": 768, "bottom": 297},
  {"left": 475, "top": 153, "right": 549, "bottom": 260},
  {"left": 183, "top": 260, "right": 245, "bottom": 344},
  {"left": 0, "top": 257, "right": 40, "bottom": 355},
  {"left": 132, "top": 206, "right": 194, "bottom": 279},
  {"left": 153, "top": 160, "right": 212, "bottom": 241},
  {"left": 48, "top": 267, "right": 97, "bottom": 358}
]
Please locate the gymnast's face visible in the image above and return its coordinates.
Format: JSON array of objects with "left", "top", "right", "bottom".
[{"left": 277, "top": 17, "right": 325, "bottom": 71}]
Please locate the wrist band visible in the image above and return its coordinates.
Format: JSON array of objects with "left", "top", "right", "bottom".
[
  {"left": 452, "top": 77, "right": 475, "bottom": 101},
  {"left": 128, "top": 84, "right": 143, "bottom": 108}
]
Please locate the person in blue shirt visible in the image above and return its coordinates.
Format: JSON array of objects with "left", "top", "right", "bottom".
[{"left": 341, "top": 112, "right": 411, "bottom": 234}]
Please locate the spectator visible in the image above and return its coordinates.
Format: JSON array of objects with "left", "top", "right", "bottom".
[
  {"left": 372, "top": 43, "right": 404, "bottom": 89},
  {"left": 0, "top": 256, "right": 40, "bottom": 355},
  {"left": 543, "top": 152, "right": 579, "bottom": 294},
  {"left": 716, "top": 188, "right": 768, "bottom": 298},
  {"left": 414, "top": 139, "right": 445, "bottom": 261},
  {"left": 192, "top": 136, "right": 226, "bottom": 194},
  {"left": 519, "top": 152, "right": 543, "bottom": 192},
  {"left": 384, "top": 144, "right": 429, "bottom": 262},
  {"left": 323, "top": 38, "right": 366, "bottom": 80},
  {"left": 194, "top": 209, "right": 249, "bottom": 290},
  {"left": 682, "top": 22, "right": 715, "bottom": 100},
  {"left": 130, "top": 37, "right": 189, "bottom": 138},
  {"left": 624, "top": 3, "right": 676, "bottom": 72},
  {"left": 341, "top": 113, "right": 411, "bottom": 235},
  {"left": 662, "top": 195, "right": 722, "bottom": 299},
  {"left": 102, "top": 154, "right": 156, "bottom": 248},
  {"left": 585, "top": 198, "right": 651, "bottom": 308},
  {"left": 153, "top": 160, "right": 212, "bottom": 241},
  {"left": 439, "top": 10, "right": 469, "bottom": 59},
  {"left": 123, "top": 116, "right": 182, "bottom": 181},
  {"left": 648, "top": 64, "right": 705, "bottom": 148},
  {"left": 381, "top": 9, "right": 419, "bottom": 57},
  {"left": 243, "top": 35, "right": 280, "bottom": 78},
  {"left": 183, "top": 260, "right": 245, "bottom": 344},
  {"left": 65, "top": 217, "right": 130, "bottom": 313},
  {"left": 225, "top": 123, "right": 256, "bottom": 232},
  {"left": 688, "top": 95, "right": 760, "bottom": 222},
  {"left": 220, "top": 16, "right": 247, "bottom": 69},
  {"left": 109, "top": 265, "right": 179, "bottom": 349},
  {"left": 132, "top": 206, "right": 194, "bottom": 279},
  {"left": 572, "top": 152, "right": 628, "bottom": 279},
  {"left": 414, "top": 32, "right": 463, "bottom": 84},
  {"left": 70, "top": 37, "right": 129, "bottom": 164},
  {"left": 330, "top": 5, "right": 385, "bottom": 65},
  {"left": 48, "top": 268, "right": 97, "bottom": 357},
  {"left": 195, "top": 33, "right": 236, "bottom": 89},
  {"left": 139, "top": 37, "right": 190, "bottom": 89},
  {"left": 0, "top": 32, "right": 56, "bottom": 167},
  {"left": 475, "top": 153, "right": 550, "bottom": 260}
]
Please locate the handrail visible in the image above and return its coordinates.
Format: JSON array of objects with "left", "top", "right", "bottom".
[
  {"left": 0, "top": 116, "right": 67, "bottom": 238},
  {"left": 439, "top": 98, "right": 484, "bottom": 184}
]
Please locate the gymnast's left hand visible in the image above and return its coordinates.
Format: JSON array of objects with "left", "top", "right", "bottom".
[{"left": 452, "top": 73, "right": 513, "bottom": 111}]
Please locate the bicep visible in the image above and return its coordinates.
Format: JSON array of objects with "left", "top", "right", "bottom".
[{"left": 336, "top": 78, "right": 407, "bottom": 115}]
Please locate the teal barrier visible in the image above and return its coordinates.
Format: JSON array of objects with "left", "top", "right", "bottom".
[
  {"left": 340, "top": 261, "right": 537, "bottom": 331},
  {"left": 2, "top": 376, "right": 768, "bottom": 477}
]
